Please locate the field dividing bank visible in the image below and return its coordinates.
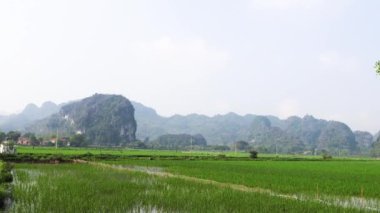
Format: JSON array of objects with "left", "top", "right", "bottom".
[
  {"left": 106, "top": 160, "right": 380, "bottom": 201},
  {"left": 86, "top": 161, "right": 380, "bottom": 211},
  {"left": 16, "top": 146, "right": 376, "bottom": 160},
  {"left": 10, "top": 163, "right": 353, "bottom": 213},
  {"left": 17, "top": 146, "right": 249, "bottom": 157}
]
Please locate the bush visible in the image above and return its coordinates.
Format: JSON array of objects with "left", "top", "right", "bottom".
[
  {"left": 3, "top": 163, "right": 13, "bottom": 172},
  {"left": 0, "top": 187, "right": 8, "bottom": 208},
  {"left": 322, "top": 154, "right": 332, "bottom": 160},
  {"left": 249, "top": 150, "right": 258, "bottom": 159},
  {"left": 217, "top": 154, "right": 226, "bottom": 159},
  {"left": 0, "top": 173, "right": 12, "bottom": 183}
]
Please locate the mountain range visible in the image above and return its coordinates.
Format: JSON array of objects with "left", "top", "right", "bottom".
[
  {"left": 133, "top": 103, "right": 375, "bottom": 154},
  {"left": 0, "top": 94, "right": 378, "bottom": 153}
]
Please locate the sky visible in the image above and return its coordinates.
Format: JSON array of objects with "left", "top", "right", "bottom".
[{"left": 0, "top": 0, "right": 379, "bottom": 133}]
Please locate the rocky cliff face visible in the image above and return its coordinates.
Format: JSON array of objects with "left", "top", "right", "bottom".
[
  {"left": 29, "top": 94, "right": 137, "bottom": 146},
  {"left": 354, "top": 131, "right": 374, "bottom": 149},
  {"left": 317, "top": 121, "right": 357, "bottom": 152}
]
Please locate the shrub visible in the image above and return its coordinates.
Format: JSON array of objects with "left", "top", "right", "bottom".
[
  {"left": 0, "top": 173, "right": 12, "bottom": 183},
  {"left": 322, "top": 154, "right": 332, "bottom": 160},
  {"left": 249, "top": 150, "right": 258, "bottom": 159},
  {"left": 217, "top": 154, "right": 226, "bottom": 158},
  {"left": 0, "top": 187, "right": 8, "bottom": 208}
]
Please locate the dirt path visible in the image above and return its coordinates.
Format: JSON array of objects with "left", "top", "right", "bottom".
[{"left": 75, "top": 160, "right": 380, "bottom": 212}]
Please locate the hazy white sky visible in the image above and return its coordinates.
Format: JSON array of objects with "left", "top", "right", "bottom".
[{"left": 0, "top": 0, "right": 379, "bottom": 133}]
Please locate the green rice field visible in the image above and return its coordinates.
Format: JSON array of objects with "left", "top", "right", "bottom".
[
  {"left": 6, "top": 147, "right": 380, "bottom": 212},
  {"left": 107, "top": 159, "right": 380, "bottom": 199},
  {"left": 11, "top": 163, "right": 358, "bottom": 213}
]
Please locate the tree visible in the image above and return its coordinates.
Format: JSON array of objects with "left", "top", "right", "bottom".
[
  {"left": 376, "top": 61, "right": 380, "bottom": 75},
  {"left": 30, "top": 135, "right": 40, "bottom": 148},
  {"left": 249, "top": 150, "right": 258, "bottom": 159},
  {"left": 0, "top": 132, "right": 6, "bottom": 142},
  {"left": 233, "top": 141, "right": 249, "bottom": 151},
  {"left": 70, "top": 134, "right": 87, "bottom": 147},
  {"left": 6, "top": 131, "right": 21, "bottom": 142}
]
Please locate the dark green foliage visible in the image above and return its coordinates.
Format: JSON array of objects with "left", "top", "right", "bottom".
[
  {"left": 233, "top": 141, "right": 249, "bottom": 151},
  {"left": 0, "top": 162, "right": 13, "bottom": 209},
  {"left": 0, "top": 162, "right": 13, "bottom": 183},
  {"left": 322, "top": 154, "right": 333, "bottom": 160},
  {"left": 375, "top": 60, "right": 380, "bottom": 74},
  {"left": 1, "top": 173, "right": 12, "bottom": 183},
  {"left": 6, "top": 131, "right": 21, "bottom": 142},
  {"left": 0, "top": 188, "right": 7, "bottom": 206},
  {"left": 0, "top": 132, "right": 5, "bottom": 142},
  {"left": 69, "top": 134, "right": 88, "bottom": 147},
  {"left": 249, "top": 150, "right": 258, "bottom": 159}
]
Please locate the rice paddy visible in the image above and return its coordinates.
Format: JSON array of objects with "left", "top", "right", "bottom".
[
  {"left": 11, "top": 163, "right": 359, "bottom": 212},
  {"left": 6, "top": 147, "right": 380, "bottom": 212}
]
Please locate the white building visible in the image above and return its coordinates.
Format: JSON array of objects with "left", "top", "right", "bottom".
[{"left": 0, "top": 141, "right": 16, "bottom": 154}]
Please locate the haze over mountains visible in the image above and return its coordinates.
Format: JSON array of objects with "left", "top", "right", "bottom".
[
  {"left": 0, "top": 102, "right": 60, "bottom": 131},
  {"left": 0, "top": 94, "right": 378, "bottom": 153},
  {"left": 134, "top": 102, "right": 377, "bottom": 154}
]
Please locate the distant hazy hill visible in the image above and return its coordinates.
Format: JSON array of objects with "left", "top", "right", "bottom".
[
  {"left": 133, "top": 102, "right": 373, "bottom": 154},
  {"left": 28, "top": 94, "right": 137, "bottom": 146},
  {"left": 354, "top": 131, "right": 373, "bottom": 149},
  {"left": 133, "top": 101, "right": 254, "bottom": 145},
  {"left": 374, "top": 131, "right": 380, "bottom": 142},
  {"left": 149, "top": 134, "right": 207, "bottom": 149},
  {"left": 0, "top": 102, "right": 60, "bottom": 131}
]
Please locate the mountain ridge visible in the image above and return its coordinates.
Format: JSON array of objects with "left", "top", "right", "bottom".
[
  {"left": 0, "top": 95, "right": 377, "bottom": 154},
  {"left": 28, "top": 94, "right": 137, "bottom": 146}
]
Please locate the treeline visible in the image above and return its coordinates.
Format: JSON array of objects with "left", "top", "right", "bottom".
[
  {"left": 0, "top": 131, "right": 22, "bottom": 143},
  {"left": 0, "top": 131, "right": 88, "bottom": 147}
]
